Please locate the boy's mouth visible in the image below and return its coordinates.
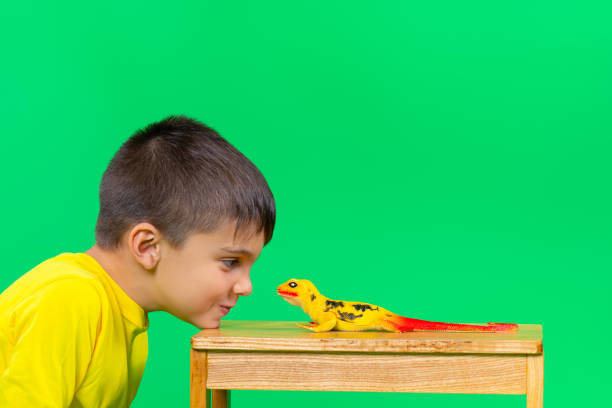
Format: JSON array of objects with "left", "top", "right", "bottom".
[{"left": 219, "top": 304, "right": 234, "bottom": 316}]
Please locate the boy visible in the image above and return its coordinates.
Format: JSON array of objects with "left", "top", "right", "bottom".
[{"left": 0, "top": 116, "right": 276, "bottom": 407}]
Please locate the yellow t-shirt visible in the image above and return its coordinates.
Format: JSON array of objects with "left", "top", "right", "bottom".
[{"left": 0, "top": 253, "right": 149, "bottom": 407}]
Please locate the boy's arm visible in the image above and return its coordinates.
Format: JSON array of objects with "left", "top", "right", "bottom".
[{"left": 0, "top": 279, "right": 102, "bottom": 407}]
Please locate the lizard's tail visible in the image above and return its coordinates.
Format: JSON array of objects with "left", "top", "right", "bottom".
[{"left": 382, "top": 314, "right": 518, "bottom": 332}]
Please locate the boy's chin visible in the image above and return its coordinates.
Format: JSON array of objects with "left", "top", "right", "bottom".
[{"left": 192, "top": 317, "right": 222, "bottom": 330}]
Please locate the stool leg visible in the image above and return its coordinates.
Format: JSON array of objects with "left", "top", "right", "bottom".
[
  {"left": 191, "top": 350, "right": 211, "bottom": 408},
  {"left": 526, "top": 353, "right": 544, "bottom": 408},
  {"left": 212, "top": 390, "right": 230, "bottom": 408}
]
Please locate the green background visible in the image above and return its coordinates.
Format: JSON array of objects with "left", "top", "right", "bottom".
[{"left": 1, "top": 1, "right": 610, "bottom": 406}]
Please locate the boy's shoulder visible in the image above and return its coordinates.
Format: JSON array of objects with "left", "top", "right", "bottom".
[{"left": 0, "top": 253, "right": 108, "bottom": 313}]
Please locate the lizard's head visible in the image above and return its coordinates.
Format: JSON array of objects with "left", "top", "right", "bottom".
[{"left": 277, "top": 279, "right": 319, "bottom": 308}]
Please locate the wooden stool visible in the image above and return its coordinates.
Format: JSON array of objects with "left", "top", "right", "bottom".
[{"left": 190, "top": 321, "right": 543, "bottom": 407}]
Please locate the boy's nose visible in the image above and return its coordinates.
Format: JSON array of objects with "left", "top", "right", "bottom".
[{"left": 234, "top": 274, "right": 252, "bottom": 296}]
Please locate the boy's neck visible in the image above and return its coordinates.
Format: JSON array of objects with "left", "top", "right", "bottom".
[{"left": 85, "top": 244, "right": 158, "bottom": 313}]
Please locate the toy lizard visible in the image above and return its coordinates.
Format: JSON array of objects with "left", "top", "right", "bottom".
[{"left": 277, "top": 279, "right": 518, "bottom": 333}]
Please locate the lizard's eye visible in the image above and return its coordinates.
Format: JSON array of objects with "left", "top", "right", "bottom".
[{"left": 289, "top": 282, "right": 297, "bottom": 288}]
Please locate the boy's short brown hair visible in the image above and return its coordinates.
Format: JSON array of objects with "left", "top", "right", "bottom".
[{"left": 94, "top": 115, "right": 275, "bottom": 249}]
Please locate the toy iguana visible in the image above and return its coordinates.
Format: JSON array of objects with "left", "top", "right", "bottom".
[{"left": 277, "top": 279, "right": 518, "bottom": 333}]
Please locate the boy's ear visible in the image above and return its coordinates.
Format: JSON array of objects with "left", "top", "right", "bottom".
[{"left": 127, "top": 222, "right": 162, "bottom": 270}]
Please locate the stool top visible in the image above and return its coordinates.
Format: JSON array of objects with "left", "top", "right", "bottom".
[{"left": 191, "top": 320, "right": 542, "bottom": 354}]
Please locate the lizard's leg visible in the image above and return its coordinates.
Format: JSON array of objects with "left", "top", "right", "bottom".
[{"left": 297, "top": 314, "right": 337, "bottom": 332}]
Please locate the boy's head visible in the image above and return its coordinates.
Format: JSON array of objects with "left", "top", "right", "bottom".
[
  {"left": 91, "top": 115, "right": 276, "bottom": 328},
  {"left": 94, "top": 115, "right": 275, "bottom": 251}
]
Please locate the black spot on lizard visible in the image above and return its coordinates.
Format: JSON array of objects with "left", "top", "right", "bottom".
[
  {"left": 337, "top": 311, "right": 363, "bottom": 321},
  {"left": 324, "top": 300, "right": 345, "bottom": 312},
  {"left": 353, "top": 303, "right": 379, "bottom": 313}
]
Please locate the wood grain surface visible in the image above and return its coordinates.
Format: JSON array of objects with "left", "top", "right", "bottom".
[
  {"left": 190, "top": 350, "right": 210, "bottom": 407},
  {"left": 527, "top": 353, "right": 544, "bottom": 407},
  {"left": 206, "top": 351, "right": 528, "bottom": 394},
  {"left": 191, "top": 320, "right": 543, "bottom": 354}
]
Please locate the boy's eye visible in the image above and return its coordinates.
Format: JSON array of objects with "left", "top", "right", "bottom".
[{"left": 221, "top": 259, "right": 239, "bottom": 268}]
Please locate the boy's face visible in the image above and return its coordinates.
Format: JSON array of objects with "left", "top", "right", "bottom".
[{"left": 153, "top": 220, "right": 265, "bottom": 329}]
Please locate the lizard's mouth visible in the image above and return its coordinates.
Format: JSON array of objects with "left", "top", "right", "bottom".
[{"left": 277, "top": 289, "right": 298, "bottom": 297}]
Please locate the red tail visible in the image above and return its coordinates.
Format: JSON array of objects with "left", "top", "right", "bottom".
[{"left": 384, "top": 315, "right": 518, "bottom": 332}]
